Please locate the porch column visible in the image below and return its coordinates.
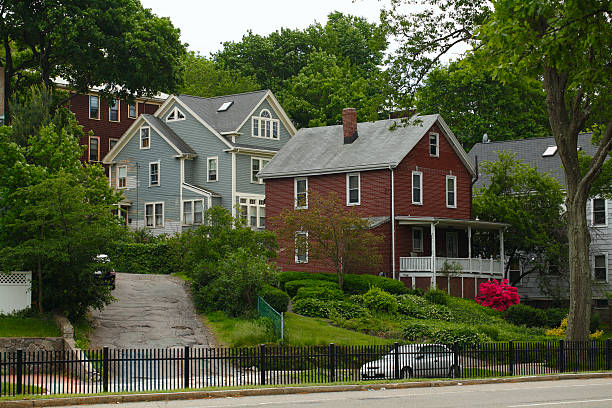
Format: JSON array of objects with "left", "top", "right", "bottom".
[
  {"left": 430, "top": 223, "right": 436, "bottom": 289},
  {"left": 468, "top": 226, "right": 472, "bottom": 273},
  {"left": 500, "top": 229, "right": 505, "bottom": 279}
]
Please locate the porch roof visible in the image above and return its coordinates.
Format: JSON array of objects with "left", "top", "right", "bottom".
[{"left": 395, "top": 216, "right": 509, "bottom": 230}]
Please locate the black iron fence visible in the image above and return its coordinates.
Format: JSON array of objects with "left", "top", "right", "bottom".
[{"left": 1, "top": 340, "right": 611, "bottom": 397}]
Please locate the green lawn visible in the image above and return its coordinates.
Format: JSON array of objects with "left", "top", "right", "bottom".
[
  {"left": 0, "top": 315, "right": 60, "bottom": 337},
  {"left": 0, "top": 382, "right": 45, "bottom": 395}
]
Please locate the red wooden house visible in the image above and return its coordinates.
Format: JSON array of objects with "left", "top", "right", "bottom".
[{"left": 259, "top": 108, "right": 507, "bottom": 297}]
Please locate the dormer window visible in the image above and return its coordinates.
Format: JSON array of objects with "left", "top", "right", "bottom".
[
  {"left": 252, "top": 109, "right": 279, "bottom": 139},
  {"left": 166, "top": 107, "right": 185, "bottom": 122}
]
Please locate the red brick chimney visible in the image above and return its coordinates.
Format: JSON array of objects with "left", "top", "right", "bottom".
[{"left": 342, "top": 108, "right": 358, "bottom": 144}]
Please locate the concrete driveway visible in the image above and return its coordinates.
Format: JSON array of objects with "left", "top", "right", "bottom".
[{"left": 90, "top": 273, "right": 217, "bottom": 349}]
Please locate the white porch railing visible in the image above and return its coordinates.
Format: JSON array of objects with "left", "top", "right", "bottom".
[{"left": 399, "top": 257, "right": 504, "bottom": 277}]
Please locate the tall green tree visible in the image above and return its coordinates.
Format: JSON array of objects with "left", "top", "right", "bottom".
[{"left": 0, "top": 0, "right": 187, "bottom": 122}]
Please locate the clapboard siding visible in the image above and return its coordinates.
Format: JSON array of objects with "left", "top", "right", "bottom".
[
  {"left": 237, "top": 100, "right": 292, "bottom": 150},
  {"left": 235, "top": 153, "right": 266, "bottom": 195}
]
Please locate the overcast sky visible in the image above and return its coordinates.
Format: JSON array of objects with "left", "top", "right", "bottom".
[{"left": 140, "top": 0, "right": 392, "bottom": 56}]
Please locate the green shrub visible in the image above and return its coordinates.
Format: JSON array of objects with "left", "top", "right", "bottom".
[
  {"left": 424, "top": 289, "right": 448, "bottom": 305},
  {"left": 591, "top": 312, "right": 601, "bottom": 331},
  {"left": 292, "top": 298, "right": 369, "bottom": 320},
  {"left": 258, "top": 285, "right": 290, "bottom": 313},
  {"left": 397, "top": 295, "right": 453, "bottom": 321},
  {"left": 277, "top": 271, "right": 336, "bottom": 288},
  {"left": 292, "top": 298, "right": 331, "bottom": 318},
  {"left": 402, "top": 322, "right": 434, "bottom": 340},
  {"left": 284, "top": 279, "right": 339, "bottom": 296},
  {"left": 476, "top": 325, "right": 500, "bottom": 341},
  {"left": 329, "top": 301, "right": 370, "bottom": 320},
  {"left": 342, "top": 274, "right": 407, "bottom": 295},
  {"left": 407, "top": 288, "right": 425, "bottom": 297},
  {"left": 543, "top": 308, "right": 568, "bottom": 327},
  {"left": 108, "top": 241, "right": 176, "bottom": 274},
  {"left": 362, "top": 286, "right": 398, "bottom": 314},
  {"left": 294, "top": 286, "right": 344, "bottom": 301},
  {"left": 504, "top": 304, "right": 547, "bottom": 327},
  {"left": 432, "top": 327, "right": 488, "bottom": 347}
]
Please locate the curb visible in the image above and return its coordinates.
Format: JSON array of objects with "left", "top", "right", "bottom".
[{"left": 2, "top": 372, "right": 612, "bottom": 407}]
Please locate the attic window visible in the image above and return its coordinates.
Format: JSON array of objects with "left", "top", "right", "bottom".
[
  {"left": 542, "top": 146, "right": 557, "bottom": 157},
  {"left": 217, "top": 101, "right": 233, "bottom": 112},
  {"left": 166, "top": 107, "right": 185, "bottom": 122}
]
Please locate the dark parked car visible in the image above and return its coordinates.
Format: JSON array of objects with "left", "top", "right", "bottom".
[{"left": 93, "top": 254, "right": 116, "bottom": 290}]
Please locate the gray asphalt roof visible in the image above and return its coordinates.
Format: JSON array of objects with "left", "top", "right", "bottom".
[
  {"left": 468, "top": 133, "right": 595, "bottom": 189},
  {"left": 178, "top": 90, "right": 269, "bottom": 134},
  {"left": 259, "top": 115, "right": 440, "bottom": 178},
  {"left": 142, "top": 114, "right": 196, "bottom": 155}
]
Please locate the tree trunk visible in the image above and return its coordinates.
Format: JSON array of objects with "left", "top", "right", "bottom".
[{"left": 337, "top": 257, "right": 344, "bottom": 289}]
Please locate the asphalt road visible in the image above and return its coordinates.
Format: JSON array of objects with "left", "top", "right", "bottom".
[
  {"left": 90, "top": 273, "right": 217, "bottom": 349},
  {"left": 62, "top": 378, "right": 612, "bottom": 408}
]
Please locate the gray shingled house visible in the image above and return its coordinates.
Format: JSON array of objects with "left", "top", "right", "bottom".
[
  {"left": 103, "top": 90, "right": 296, "bottom": 235},
  {"left": 469, "top": 134, "right": 611, "bottom": 305}
]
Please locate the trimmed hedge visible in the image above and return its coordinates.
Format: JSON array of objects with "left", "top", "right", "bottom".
[
  {"left": 278, "top": 271, "right": 336, "bottom": 288},
  {"left": 362, "top": 287, "right": 398, "bottom": 314},
  {"left": 292, "top": 298, "right": 369, "bottom": 320},
  {"left": 424, "top": 289, "right": 448, "bottom": 305},
  {"left": 294, "top": 286, "right": 344, "bottom": 301},
  {"left": 503, "top": 304, "right": 547, "bottom": 327},
  {"left": 108, "top": 242, "right": 176, "bottom": 275},
  {"left": 258, "top": 285, "right": 290, "bottom": 313},
  {"left": 278, "top": 271, "right": 408, "bottom": 295},
  {"left": 397, "top": 295, "right": 452, "bottom": 321},
  {"left": 285, "top": 279, "right": 339, "bottom": 297}
]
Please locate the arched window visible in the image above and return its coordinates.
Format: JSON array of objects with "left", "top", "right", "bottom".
[{"left": 252, "top": 109, "right": 279, "bottom": 139}]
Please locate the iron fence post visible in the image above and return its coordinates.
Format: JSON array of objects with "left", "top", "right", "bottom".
[
  {"left": 508, "top": 341, "right": 514, "bottom": 376},
  {"left": 329, "top": 343, "right": 336, "bottom": 383},
  {"left": 260, "top": 344, "right": 266, "bottom": 385},
  {"left": 184, "top": 346, "right": 190, "bottom": 389},
  {"left": 607, "top": 339, "right": 612, "bottom": 371},
  {"left": 16, "top": 349, "right": 23, "bottom": 395},
  {"left": 453, "top": 342, "right": 460, "bottom": 378},
  {"left": 559, "top": 340, "right": 565, "bottom": 373},
  {"left": 102, "top": 347, "right": 109, "bottom": 392},
  {"left": 394, "top": 342, "right": 400, "bottom": 380}
]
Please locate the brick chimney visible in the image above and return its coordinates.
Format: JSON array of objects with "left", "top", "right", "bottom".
[{"left": 342, "top": 108, "right": 358, "bottom": 144}]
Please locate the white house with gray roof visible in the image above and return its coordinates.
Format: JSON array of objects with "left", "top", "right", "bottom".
[
  {"left": 103, "top": 90, "right": 296, "bottom": 235},
  {"left": 469, "top": 134, "right": 611, "bottom": 305}
]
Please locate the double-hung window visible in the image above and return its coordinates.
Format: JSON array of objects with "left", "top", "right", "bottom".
[
  {"left": 238, "top": 197, "right": 266, "bottom": 228},
  {"left": 429, "top": 132, "right": 439, "bottom": 157},
  {"left": 446, "top": 175, "right": 457, "bottom": 208},
  {"left": 109, "top": 100, "right": 120, "bottom": 122},
  {"left": 117, "top": 166, "right": 127, "bottom": 189},
  {"left": 252, "top": 109, "right": 279, "bottom": 139},
  {"left": 89, "top": 95, "right": 99, "bottom": 119},
  {"left": 128, "top": 103, "right": 137, "bottom": 119},
  {"left": 251, "top": 157, "right": 270, "bottom": 184},
  {"left": 295, "top": 177, "right": 308, "bottom": 209},
  {"left": 412, "top": 171, "right": 423, "bottom": 205},
  {"left": 89, "top": 136, "right": 100, "bottom": 162},
  {"left": 592, "top": 198, "right": 607, "bottom": 226},
  {"left": 109, "top": 138, "right": 119, "bottom": 151},
  {"left": 145, "top": 202, "right": 164, "bottom": 228},
  {"left": 207, "top": 157, "right": 218, "bottom": 182},
  {"left": 295, "top": 231, "right": 308, "bottom": 263},
  {"left": 412, "top": 227, "right": 423, "bottom": 252},
  {"left": 149, "top": 161, "right": 160, "bottom": 186},
  {"left": 140, "top": 127, "right": 150, "bottom": 149},
  {"left": 594, "top": 254, "right": 608, "bottom": 282},
  {"left": 346, "top": 173, "right": 360, "bottom": 205},
  {"left": 183, "top": 200, "right": 204, "bottom": 225}
]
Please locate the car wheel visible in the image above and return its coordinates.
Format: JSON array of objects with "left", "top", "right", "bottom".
[
  {"left": 401, "top": 367, "right": 413, "bottom": 379},
  {"left": 448, "top": 365, "right": 461, "bottom": 378}
]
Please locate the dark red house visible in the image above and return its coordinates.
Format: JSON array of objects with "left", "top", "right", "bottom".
[{"left": 259, "top": 108, "right": 507, "bottom": 297}]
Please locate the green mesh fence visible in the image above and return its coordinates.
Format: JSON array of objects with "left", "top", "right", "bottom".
[{"left": 257, "top": 296, "right": 283, "bottom": 340}]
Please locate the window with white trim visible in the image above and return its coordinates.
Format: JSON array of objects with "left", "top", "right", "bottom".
[
  {"left": 592, "top": 198, "right": 607, "bottom": 226},
  {"left": 594, "top": 254, "right": 608, "bottom": 282},
  {"left": 252, "top": 109, "right": 279, "bottom": 139},
  {"left": 89, "top": 136, "right": 100, "bottom": 162},
  {"left": 166, "top": 106, "right": 185, "bottom": 122},
  {"left": 295, "top": 177, "right": 308, "bottom": 209},
  {"left": 109, "top": 99, "right": 120, "bottom": 122},
  {"left": 117, "top": 166, "right": 127, "bottom": 189},
  {"left": 183, "top": 199, "right": 204, "bottom": 225},
  {"left": 238, "top": 197, "right": 266, "bottom": 228},
  {"left": 429, "top": 132, "right": 439, "bottom": 157},
  {"left": 446, "top": 175, "right": 457, "bottom": 208},
  {"left": 251, "top": 157, "right": 270, "bottom": 184},
  {"left": 412, "top": 227, "right": 423, "bottom": 252},
  {"left": 145, "top": 202, "right": 164, "bottom": 228},
  {"left": 295, "top": 231, "right": 308, "bottom": 263},
  {"left": 89, "top": 95, "right": 99, "bottom": 119},
  {"left": 149, "top": 161, "right": 160, "bottom": 186},
  {"left": 128, "top": 103, "right": 137, "bottom": 119},
  {"left": 207, "top": 157, "right": 218, "bottom": 182},
  {"left": 140, "top": 127, "right": 150, "bottom": 149},
  {"left": 109, "top": 138, "right": 119, "bottom": 151},
  {"left": 346, "top": 173, "right": 360, "bottom": 205},
  {"left": 412, "top": 171, "right": 422, "bottom": 205}
]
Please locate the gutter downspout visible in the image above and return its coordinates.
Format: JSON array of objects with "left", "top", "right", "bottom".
[{"left": 390, "top": 166, "right": 396, "bottom": 280}]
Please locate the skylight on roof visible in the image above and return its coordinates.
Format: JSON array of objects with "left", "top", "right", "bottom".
[
  {"left": 543, "top": 145, "right": 557, "bottom": 157},
  {"left": 217, "top": 101, "right": 234, "bottom": 112}
]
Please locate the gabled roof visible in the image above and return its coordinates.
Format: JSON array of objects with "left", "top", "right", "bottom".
[
  {"left": 259, "top": 114, "right": 475, "bottom": 179},
  {"left": 144, "top": 115, "right": 196, "bottom": 155},
  {"left": 469, "top": 133, "right": 595, "bottom": 189}
]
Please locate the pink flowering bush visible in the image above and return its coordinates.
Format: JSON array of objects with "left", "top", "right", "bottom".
[{"left": 475, "top": 279, "right": 520, "bottom": 312}]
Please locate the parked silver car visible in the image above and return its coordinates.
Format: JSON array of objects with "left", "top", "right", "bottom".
[{"left": 360, "top": 344, "right": 461, "bottom": 379}]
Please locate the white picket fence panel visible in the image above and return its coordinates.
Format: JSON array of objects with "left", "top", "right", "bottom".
[{"left": 0, "top": 271, "right": 32, "bottom": 314}]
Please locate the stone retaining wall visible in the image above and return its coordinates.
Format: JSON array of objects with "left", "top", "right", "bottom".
[{"left": 0, "top": 337, "right": 65, "bottom": 353}]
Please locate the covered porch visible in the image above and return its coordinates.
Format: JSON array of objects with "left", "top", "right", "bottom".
[{"left": 395, "top": 216, "right": 508, "bottom": 293}]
